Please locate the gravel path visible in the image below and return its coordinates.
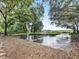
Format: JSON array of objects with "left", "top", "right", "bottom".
[{"left": 0, "top": 40, "right": 6, "bottom": 59}]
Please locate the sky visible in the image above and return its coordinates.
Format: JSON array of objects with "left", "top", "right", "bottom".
[{"left": 42, "top": 2, "right": 69, "bottom": 30}]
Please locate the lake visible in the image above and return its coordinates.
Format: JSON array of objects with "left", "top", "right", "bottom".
[{"left": 20, "top": 33, "right": 71, "bottom": 49}]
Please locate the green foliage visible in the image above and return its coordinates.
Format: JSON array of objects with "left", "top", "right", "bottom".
[
  {"left": 48, "top": 0, "right": 79, "bottom": 33},
  {"left": 0, "top": 26, "right": 3, "bottom": 32},
  {"left": 31, "top": 21, "right": 43, "bottom": 32},
  {"left": 0, "top": 0, "right": 44, "bottom": 34}
]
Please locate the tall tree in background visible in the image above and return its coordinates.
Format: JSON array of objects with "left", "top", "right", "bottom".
[
  {"left": 48, "top": 0, "right": 79, "bottom": 33},
  {"left": 30, "top": 0, "right": 44, "bottom": 32},
  {"left": 0, "top": 0, "right": 44, "bottom": 35},
  {"left": 0, "top": 0, "right": 32, "bottom": 35}
]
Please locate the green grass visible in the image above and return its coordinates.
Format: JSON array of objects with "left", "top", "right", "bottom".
[
  {"left": 0, "top": 26, "right": 4, "bottom": 32},
  {"left": 0, "top": 29, "right": 73, "bottom": 35}
]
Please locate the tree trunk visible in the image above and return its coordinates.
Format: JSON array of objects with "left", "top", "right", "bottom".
[
  {"left": 76, "top": 25, "right": 78, "bottom": 33},
  {"left": 33, "top": 25, "right": 36, "bottom": 33},
  {"left": 4, "top": 16, "right": 7, "bottom": 35},
  {"left": 73, "top": 24, "right": 76, "bottom": 33},
  {"left": 0, "top": 10, "right": 7, "bottom": 35},
  {"left": 75, "top": 22, "right": 79, "bottom": 33}
]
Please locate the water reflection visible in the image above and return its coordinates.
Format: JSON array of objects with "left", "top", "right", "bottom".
[
  {"left": 42, "top": 34, "right": 71, "bottom": 48},
  {"left": 20, "top": 33, "right": 71, "bottom": 48},
  {"left": 20, "top": 35, "right": 43, "bottom": 43}
]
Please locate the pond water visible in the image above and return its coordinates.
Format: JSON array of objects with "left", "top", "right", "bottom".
[{"left": 20, "top": 33, "right": 71, "bottom": 49}]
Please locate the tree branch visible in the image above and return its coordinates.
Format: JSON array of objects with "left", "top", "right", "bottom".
[{"left": 0, "top": 10, "right": 5, "bottom": 18}]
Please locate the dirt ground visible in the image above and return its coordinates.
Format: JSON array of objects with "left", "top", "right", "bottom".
[{"left": 0, "top": 35, "right": 79, "bottom": 59}]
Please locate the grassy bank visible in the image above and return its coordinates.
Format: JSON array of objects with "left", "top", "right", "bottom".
[
  {"left": 0, "top": 29, "right": 73, "bottom": 36},
  {"left": 30, "top": 32, "right": 60, "bottom": 35},
  {"left": 71, "top": 33, "right": 79, "bottom": 42}
]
